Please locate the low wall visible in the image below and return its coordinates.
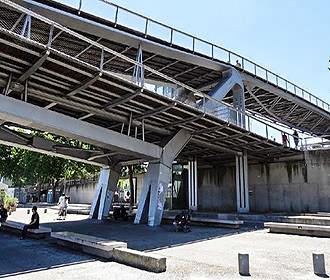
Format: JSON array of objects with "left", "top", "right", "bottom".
[{"left": 63, "top": 175, "right": 144, "bottom": 205}]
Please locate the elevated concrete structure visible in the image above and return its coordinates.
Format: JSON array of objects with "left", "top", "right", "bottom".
[{"left": 0, "top": 0, "right": 328, "bottom": 226}]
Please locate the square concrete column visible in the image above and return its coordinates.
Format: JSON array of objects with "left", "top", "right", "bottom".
[
  {"left": 135, "top": 129, "right": 191, "bottom": 227},
  {"left": 235, "top": 151, "right": 249, "bottom": 213},
  {"left": 89, "top": 165, "right": 121, "bottom": 220},
  {"left": 188, "top": 157, "right": 198, "bottom": 211}
]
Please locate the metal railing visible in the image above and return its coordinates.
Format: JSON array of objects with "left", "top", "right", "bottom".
[
  {"left": 71, "top": 0, "right": 330, "bottom": 113},
  {"left": 0, "top": 0, "right": 310, "bottom": 152}
]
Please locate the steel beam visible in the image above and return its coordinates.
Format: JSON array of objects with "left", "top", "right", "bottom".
[
  {"left": 103, "top": 89, "right": 141, "bottom": 110},
  {"left": 0, "top": 126, "right": 108, "bottom": 166},
  {"left": 246, "top": 87, "right": 282, "bottom": 122},
  {"left": 0, "top": 94, "right": 163, "bottom": 160}
]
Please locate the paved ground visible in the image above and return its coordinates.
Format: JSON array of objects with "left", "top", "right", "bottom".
[{"left": 1, "top": 207, "right": 330, "bottom": 279}]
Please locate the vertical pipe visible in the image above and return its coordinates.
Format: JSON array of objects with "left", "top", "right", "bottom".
[
  {"left": 127, "top": 112, "right": 132, "bottom": 136},
  {"left": 235, "top": 156, "right": 241, "bottom": 212},
  {"left": 188, "top": 161, "right": 191, "bottom": 210},
  {"left": 194, "top": 157, "right": 198, "bottom": 210},
  {"left": 239, "top": 156, "right": 244, "bottom": 209},
  {"left": 243, "top": 151, "right": 249, "bottom": 212},
  {"left": 24, "top": 80, "right": 28, "bottom": 102},
  {"left": 142, "top": 119, "right": 145, "bottom": 141}
]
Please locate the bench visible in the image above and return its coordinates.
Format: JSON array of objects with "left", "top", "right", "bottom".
[
  {"left": 265, "top": 222, "right": 330, "bottom": 238},
  {"left": 51, "top": 231, "right": 127, "bottom": 259},
  {"left": 163, "top": 215, "right": 243, "bottom": 229},
  {"left": 113, "top": 248, "right": 166, "bottom": 273},
  {"left": 52, "top": 232, "right": 166, "bottom": 272},
  {"left": 0, "top": 221, "right": 51, "bottom": 239}
]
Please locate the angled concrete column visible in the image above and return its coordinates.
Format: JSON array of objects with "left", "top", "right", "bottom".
[
  {"left": 235, "top": 151, "right": 249, "bottom": 213},
  {"left": 89, "top": 165, "right": 121, "bottom": 220},
  {"left": 202, "top": 69, "right": 245, "bottom": 128},
  {"left": 188, "top": 157, "right": 198, "bottom": 211},
  {"left": 135, "top": 129, "right": 191, "bottom": 227}
]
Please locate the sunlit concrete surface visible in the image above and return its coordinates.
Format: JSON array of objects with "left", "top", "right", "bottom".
[{"left": 1, "top": 207, "right": 329, "bottom": 279}]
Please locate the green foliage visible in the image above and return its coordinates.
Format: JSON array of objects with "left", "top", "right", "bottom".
[
  {"left": 0, "top": 130, "right": 100, "bottom": 187},
  {"left": 121, "top": 163, "right": 147, "bottom": 177},
  {"left": 3, "top": 193, "right": 18, "bottom": 210}
]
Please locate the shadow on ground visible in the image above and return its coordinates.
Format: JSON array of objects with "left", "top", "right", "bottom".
[
  {"left": 0, "top": 232, "right": 97, "bottom": 278},
  {"left": 0, "top": 215, "right": 261, "bottom": 277},
  {"left": 41, "top": 217, "right": 260, "bottom": 251}
]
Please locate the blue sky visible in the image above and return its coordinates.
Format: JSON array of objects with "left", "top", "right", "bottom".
[{"left": 57, "top": 0, "right": 330, "bottom": 103}]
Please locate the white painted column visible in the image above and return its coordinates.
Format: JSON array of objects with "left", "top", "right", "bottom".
[
  {"left": 89, "top": 166, "right": 120, "bottom": 220},
  {"left": 188, "top": 158, "right": 198, "bottom": 211},
  {"left": 235, "top": 151, "right": 249, "bottom": 213}
]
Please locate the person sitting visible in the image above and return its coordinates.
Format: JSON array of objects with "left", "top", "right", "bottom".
[
  {"left": 0, "top": 204, "right": 8, "bottom": 223},
  {"left": 20, "top": 206, "right": 39, "bottom": 239}
]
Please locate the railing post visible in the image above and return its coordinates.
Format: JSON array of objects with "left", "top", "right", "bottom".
[
  {"left": 144, "top": 18, "right": 149, "bottom": 37},
  {"left": 114, "top": 6, "right": 119, "bottom": 26},
  {"left": 211, "top": 44, "right": 214, "bottom": 59},
  {"left": 254, "top": 65, "right": 257, "bottom": 77},
  {"left": 192, "top": 37, "right": 195, "bottom": 53},
  {"left": 228, "top": 52, "right": 231, "bottom": 63},
  {"left": 170, "top": 29, "right": 173, "bottom": 45}
]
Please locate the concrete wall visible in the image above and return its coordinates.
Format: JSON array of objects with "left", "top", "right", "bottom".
[
  {"left": 64, "top": 175, "right": 144, "bottom": 205},
  {"left": 249, "top": 150, "right": 330, "bottom": 213},
  {"left": 196, "top": 150, "right": 330, "bottom": 213},
  {"left": 197, "top": 166, "right": 236, "bottom": 212}
]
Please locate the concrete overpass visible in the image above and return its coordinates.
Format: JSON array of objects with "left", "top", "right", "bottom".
[{"left": 0, "top": 0, "right": 329, "bottom": 226}]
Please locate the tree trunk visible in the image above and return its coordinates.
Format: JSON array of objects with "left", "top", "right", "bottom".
[
  {"left": 37, "top": 183, "right": 41, "bottom": 202},
  {"left": 128, "top": 165, "right": 134, "bottom": 213},
  {"left": 52, "top": 179, "right": 57, "bottom": 204}
]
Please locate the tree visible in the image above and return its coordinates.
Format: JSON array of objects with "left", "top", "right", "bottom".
[{"left": 0, "top": 129, "right": 100, "bottom": 202}]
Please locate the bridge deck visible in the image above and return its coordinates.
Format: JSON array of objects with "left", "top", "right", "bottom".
[
  {"left": 0, "top": 1, "right": 312, "bottom": 164},
  {"left": 12, "top": 0, "right": 329, "bottom": 139}
]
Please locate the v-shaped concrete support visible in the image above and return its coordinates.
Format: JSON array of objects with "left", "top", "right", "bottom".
[
  {"left": 89, "top": 165, "right": 121, "bottom": 220},
  {"left": 134, "top": 129, "right": 191, "bottom": 226}
]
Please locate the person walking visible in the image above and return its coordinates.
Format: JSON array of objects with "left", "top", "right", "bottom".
[{"left": 20, "top": 206, "right": 39, "bottom": 239}]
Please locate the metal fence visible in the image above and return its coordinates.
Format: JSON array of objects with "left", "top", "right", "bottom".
[
  {"left": 0, "top": 0, "right": 320, "bottom": 151},
  {"left": 72, "top": 0, "right": 330, "bottom": 113}
]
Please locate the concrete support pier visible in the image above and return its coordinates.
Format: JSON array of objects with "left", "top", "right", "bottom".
[
  {"left": 89, "top": 165, "right": 121, "bottom": 220},
  {"left": 135, "top": 129, "right": 191, "bottom": 227},
  {"left": 236, "top": 151, "right": 249, "bottom": 213},
  {"left": 188, "top": 157, "right": 198, "bottom": 211}
]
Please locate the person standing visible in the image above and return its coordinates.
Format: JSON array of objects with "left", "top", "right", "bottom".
[
  {"left": 57, "top": 193, "right": 67, "bottom": 220},
  {"left": 0, "top": 204, "right": 8, "bottom": 223},
  {"left": 21, "top": 206, "right": 39, "bottom": 239},
  {"left": 282, "top": 133, "right": 288, "bottom": 147},
  {"left": 293, "top": 130, "right": 299, "bottom": 149}
]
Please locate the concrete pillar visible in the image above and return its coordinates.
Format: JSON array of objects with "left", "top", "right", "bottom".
[
  {"left": 313, "top": 253, "right": 326, "bottom": 276},
  {"left": 188, "top": 157, "right": 198, "bottom": 211},
  {"left": 89, "top": 165, "right": 121, "bottom": 220},
  {"left": 134, "top": 129, "right": 191, "bottom": 227},
  {"left": 238, "top": 253, "right": 250, "bottom": 276},
  {"left": 236, "top": 151, "right": 249, "bottom": 213}
]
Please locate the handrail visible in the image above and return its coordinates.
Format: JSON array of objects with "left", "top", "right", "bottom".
[
  {"left": 0, "top": 0, "right": 309, "bottom": 151},
  {"left": 82, "top": 0, "right": 329, "bottom": 113}
]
